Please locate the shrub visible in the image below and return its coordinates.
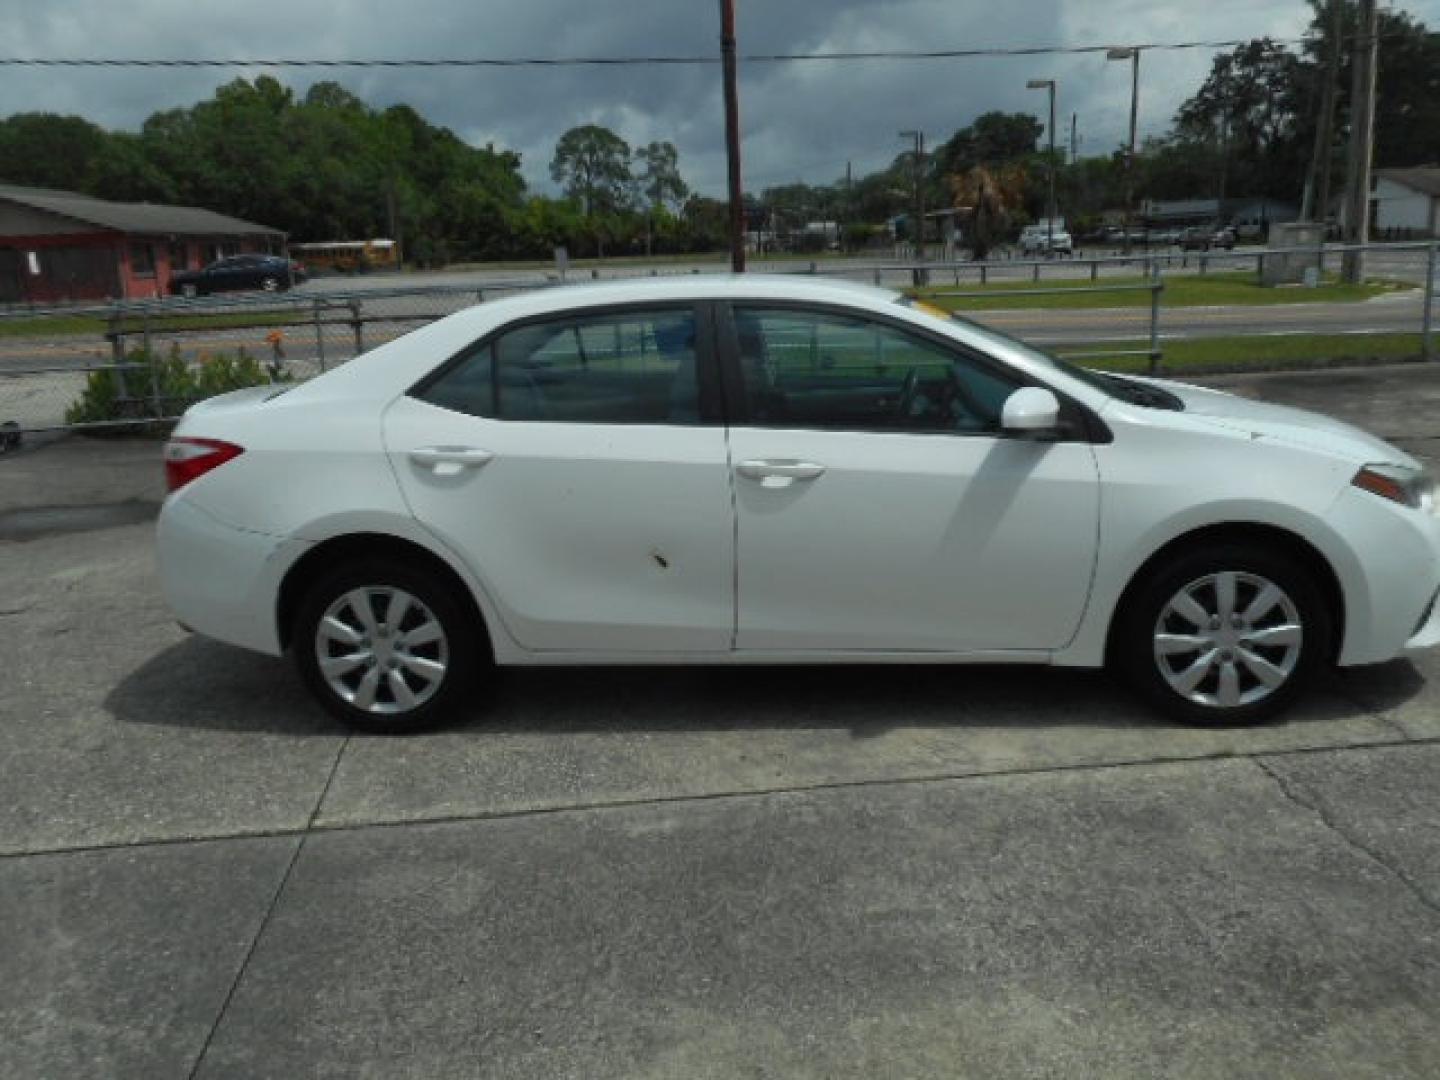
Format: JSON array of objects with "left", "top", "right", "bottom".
[{"left": 65, "top": 344, "right": 279, "bottom": 430}]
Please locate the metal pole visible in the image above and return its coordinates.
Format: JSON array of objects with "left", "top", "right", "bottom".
[
  {"left": 1047, "top": 84, "right": 1056, "bottom": 254},
  {"left": 1316, "top": 0, "right": 1344, "bottom": 225},
  {"left": 719, "top": 0, "right": 746, "bottom": 273},
  {"left": 313, "top": 300, "right": 326, "bottom": 373},
  {"left": 1342, "top": 0, "right": 1379, "bottom": 284},
  {"left": 349, "top": 300, "right": 364, "bottom": 356},
  {"left": 918, "top": 132, "right": 926, "bottom": 267},
  {"left": 1425, "top": 241, "right": 1438, "bottom": 362},
  {"left": 1106, "top": 49, "right": 1141, "bottom": 257},
  {"left": 1148, "top": 271, "right": 1163, "bottom": 374}
]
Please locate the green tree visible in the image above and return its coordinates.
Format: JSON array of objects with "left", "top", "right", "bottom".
[
  {"left": 932, "top": 112, "right": 1044, "bottom": 178},
  {"left": 549, "top": 125, "right": 634, "bottom": 216},
  {"left": 634, "top": 140, "right": 687, "bottom": 255},
  {"left": 0, "top": 113, "right": 109, "bottom": 189}
]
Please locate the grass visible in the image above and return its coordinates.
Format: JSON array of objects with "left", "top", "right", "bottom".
[
  {"left": 0, "top": 308, "right": 304, "bottom": 340},
  {"left": 1058, "top": 332, "right": 1428, "bottom": 374},
  {"left": 911, "top": 271, "right": 1407, "bottom": 312}
]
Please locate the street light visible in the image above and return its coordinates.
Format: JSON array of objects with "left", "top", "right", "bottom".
[
  {"left": 1027, "top": 79, "right": 1057, "bottom": 255},
  {"left": 899, "top": 129, "right": 924, "bottom": 262},
  {"left": 1107, "top": 47, "right": 1141, "bottom": 255}
]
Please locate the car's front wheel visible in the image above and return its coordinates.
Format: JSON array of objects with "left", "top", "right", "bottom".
[
  {"left": 260, "top": 276, "right": 281, "bottom": 292},
  {"left": 1115, "top": 543, "right": 1332, "bottom": 725},
  {"left": 293, "top": 561, "right": 483, "bottom": 732}
]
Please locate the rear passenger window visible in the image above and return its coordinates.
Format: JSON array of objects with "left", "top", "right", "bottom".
[{"left": 418, "top": 308, "right": 704, "bottom": 425}]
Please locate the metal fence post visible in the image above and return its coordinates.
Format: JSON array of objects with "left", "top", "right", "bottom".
[
  {"left": 980, "top": 264, "right": 988, "bottom": 285},
  {"left": 1032, "top": 261, "right": 1041, "bottom": 284},
  {"left": 144, "top": 311, "right": 162, "bottom": 419},
  {"left": 349, "top": 300, "right": 364, "bottom": 356},
  {"left": 313, "top": 300, "right": 326, "bottom": 373},
  {"left": 1424, "top": 241, "right": 1438, "bottom": 362},
  {"left": 1148, "top": 268, "right": 1164, "bottom": 375},
  {"left": 1090, "top": 260, "right": 1099, "bottom": 282},
  {"left": 108, "top": 305, "right": 127, "bottom": 402}
]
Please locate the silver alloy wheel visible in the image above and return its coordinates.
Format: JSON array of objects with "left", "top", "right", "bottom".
[
  {"left": 1153, "top": 571, "right": 1303, "bottom": 709},
  {"left": 314, "top": 587, "right": 449, "bottom": 715},
  {"left": 261, "top": 276, "right": 280, "bottom": 291}
]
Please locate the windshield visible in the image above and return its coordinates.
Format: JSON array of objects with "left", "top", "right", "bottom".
[
  {"left": 897, "top": 296, "right": 1185, "bottom": 411},
  {"left": 898, "top": 297, "right": 1114, "bottom": 392}
]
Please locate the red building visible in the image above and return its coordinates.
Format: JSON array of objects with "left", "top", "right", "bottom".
[{"left": 0, "top": 183, "right": 285, "bottom": 304}]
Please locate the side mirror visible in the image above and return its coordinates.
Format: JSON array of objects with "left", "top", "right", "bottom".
[{"left": 1001, "top": 387, "right": 1062, "bottom": 437}]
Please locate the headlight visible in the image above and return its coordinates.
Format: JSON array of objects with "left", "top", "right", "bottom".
[{"left": 1353, "top": 464, "right": 1436, "bottom": 512}]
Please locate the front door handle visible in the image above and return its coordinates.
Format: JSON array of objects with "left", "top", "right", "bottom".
[
  {"left": 409, "top": 445, "right": 495, "bottom": 477},
  {"left": 736, "top": 459, "right": 826, "bottom": 488}
]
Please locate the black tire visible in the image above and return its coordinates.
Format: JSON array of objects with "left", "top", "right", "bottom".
[
  {"left": 1113, "top": 542, "right": 1333, "bottom": 726},
  {"left": 260, "top": 276, "right": 281, "bottom": 292},
  {"left": 180, "top": 283, "right": 199, "bottom": 298},
  {"left": 293, "top": 559, "right": 485, "bottom": 733}
]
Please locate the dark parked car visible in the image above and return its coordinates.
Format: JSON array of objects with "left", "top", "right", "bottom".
[
  {"left": 169, "top": 254, "right": 306, "bottom": 297},
  {"left": 1179, "top": 226, "right": 1237, "bottom": 252}
]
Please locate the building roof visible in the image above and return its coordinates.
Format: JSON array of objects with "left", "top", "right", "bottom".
[
  {"left": 1376, "top": 168, "right": 1440, "bottom": 198},
  {"left": 0, "top": 183, "right": 284, "bottom": 237}
]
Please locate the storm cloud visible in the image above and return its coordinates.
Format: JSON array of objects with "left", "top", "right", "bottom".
[{"left": 4, "top": 0, "right": 1438, "bottom": 195}]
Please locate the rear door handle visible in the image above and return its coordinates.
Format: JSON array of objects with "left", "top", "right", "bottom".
[
  {"left": 736, "top": 459, "right": 826, "bottom": 488},
  {"left": 408, "top": 445, "right": 495, "bottom": 477}
]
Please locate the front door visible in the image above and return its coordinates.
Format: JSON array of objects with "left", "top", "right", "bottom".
[
  {"left": 385, "top": 303, "right": 734, "bottom": 654},
  {"left": 721, "top": 303, "right": 1101, "bottom": 653}
]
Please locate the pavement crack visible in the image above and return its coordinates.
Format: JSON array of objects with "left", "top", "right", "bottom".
[
  {"left": 1254, "top": 757, "right": 1440, "bottom": 919},
  {"left": 183, "top": 734, "right": 350, "bottom": 1080}
]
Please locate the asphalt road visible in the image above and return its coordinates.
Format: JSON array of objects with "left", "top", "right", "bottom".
[{"left": 2, "top": 364, "right": 1440, "bottom": 1077}]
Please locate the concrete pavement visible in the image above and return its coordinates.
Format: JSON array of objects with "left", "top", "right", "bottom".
[{"left": 2, "top": 364, "right": 1440, "bottom": 1077}]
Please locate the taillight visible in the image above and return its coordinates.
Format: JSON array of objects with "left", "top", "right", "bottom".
[{"left": 164, "top": 437, "right": 244, "bottom": 492}]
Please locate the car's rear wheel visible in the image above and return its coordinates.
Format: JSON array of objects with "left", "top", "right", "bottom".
[
  {"left": 1115, "top": 543, "right": 1332, "bottom": 725},
  {"left": 293, "top": 560, "right": 482, "bottom": 733},
  {"left": 180, "top": 283, "right": 198, "bottom": 298},
  {"left": 260, "top": 276, "right": 281, "bottom": 292}
]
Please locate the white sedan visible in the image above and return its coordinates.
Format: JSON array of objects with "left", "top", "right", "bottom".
[{"left": 157, "top": 276, "right": 1440, "bottom": 731}]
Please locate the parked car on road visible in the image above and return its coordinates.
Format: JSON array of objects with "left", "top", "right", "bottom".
[
  {"left": 1019, "top": 226, "right": 1074, "bottom": 256},
  {"left": 1180, "top": 226, "right": 1238, "bottom": 252},
  {"left": 169, "top": 254, "right": 306, "bottom": 297},
  {"left": 157, "top": 276, "right": 1440, "bottom": 731}
]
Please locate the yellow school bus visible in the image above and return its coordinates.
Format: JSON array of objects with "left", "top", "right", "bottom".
[{"left": 289, "top": 239, "right": 399, "bottom": 274}]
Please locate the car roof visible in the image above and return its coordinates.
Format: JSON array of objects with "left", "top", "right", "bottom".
[{"left": 476, "top": 273, "right": 893, "bottom": 319}]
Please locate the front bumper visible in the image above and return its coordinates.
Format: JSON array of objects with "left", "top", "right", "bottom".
[{"left": 156, "top": 495, "right": 309, "bottom": 656}]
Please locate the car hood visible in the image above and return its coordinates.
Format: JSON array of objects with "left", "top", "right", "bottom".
[{"left": 1128, "top": 376, "right": 1420, "bottom": 469}]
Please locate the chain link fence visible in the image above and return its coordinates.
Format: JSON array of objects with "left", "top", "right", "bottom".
[{"left": 0, "top": 242, "right": 1435, "bottom": 441}]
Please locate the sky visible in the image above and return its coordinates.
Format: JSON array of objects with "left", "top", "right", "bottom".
[{"left": 3, "top": 0, "right": 1438, "bottom": 198}]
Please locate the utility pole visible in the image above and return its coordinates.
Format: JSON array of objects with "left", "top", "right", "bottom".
[
  {"left": 1070, "top": 112, "right": 1078, "bottom": 165},
  {"left": 718, "top": 0, "right": 745, "bottom": 272},
  {"left": 1027, "top": 79, "right": 1057, "bottom": 253},
  {"left": 1303, "top": 0, "right": 1344, "bottom": 222},
  {"left": 1342, "top": 0, "right": 1379, "bottom": 284},
  {"left": 844, "top": 160, "right": 853, "bottom": 253},
  {"left": 899, "top": 130, "right": 924, "bottom": 261},
  {"left": 1108, "top": 48, "right": 1141, "bottom": 255}
]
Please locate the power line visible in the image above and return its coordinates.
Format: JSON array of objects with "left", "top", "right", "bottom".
[{"left": 0, "top": 37, "right": 1320, "bottom": 69}]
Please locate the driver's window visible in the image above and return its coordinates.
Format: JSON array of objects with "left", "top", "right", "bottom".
[{"left": 733, "top": 306, "right": 1018, "bottom": 434}]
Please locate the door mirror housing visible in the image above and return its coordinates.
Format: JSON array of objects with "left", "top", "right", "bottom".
[{"left": 1001, "top": 387, "right": 1062, "bottom": 436}]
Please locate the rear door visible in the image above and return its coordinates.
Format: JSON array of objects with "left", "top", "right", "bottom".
[
  {"left": 384, "top": 302, "right": 736, "bottom": 654},
  {"left": 720, "top": 301, "right": 1101, "bottom": 653}
]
